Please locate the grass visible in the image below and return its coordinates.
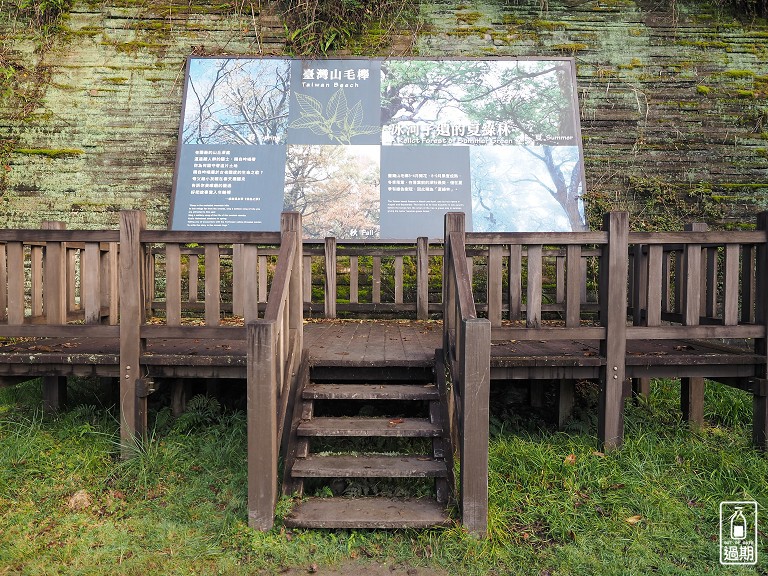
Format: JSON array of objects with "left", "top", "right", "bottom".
[{"left": 1, "top": 377, "right": 766, "bottom": 575}]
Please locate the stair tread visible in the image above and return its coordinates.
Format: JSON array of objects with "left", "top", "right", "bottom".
[
  {"left": 283, "top": 497, "right": 452, "bottom": 529},
  {"left": 298, "top": 417, "right": 442, "bottom": 437},
  {"left": 304, "top": 383, "right": 438, "bottom": 400},
  {"left": 291, "top": 454, "right": 447, "bottom": 478}
]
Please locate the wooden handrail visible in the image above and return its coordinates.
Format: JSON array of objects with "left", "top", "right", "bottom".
[
  {"left": 247, "top": 212, "right": 303, "bottom": 532},
  {"left": 442, "top": 212, "right": 491, "bottom": 537}
]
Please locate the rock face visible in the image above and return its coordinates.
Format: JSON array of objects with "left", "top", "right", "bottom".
[{"left": 1, "top": 0, "right": 766, "bottom": 230}]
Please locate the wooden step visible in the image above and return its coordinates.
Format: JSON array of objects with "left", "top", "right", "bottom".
[
  {"left": 303, "top": 383, "right": 439, "bottom": 401},
  {"left": 283, "top": 497, "right": 452, "bottom": 529},
  {"left": 297, "top": 417, "right": 442, "bottom": 437},
  {"left": 291, "top": 454, "right": 447, "bottom": 478}
]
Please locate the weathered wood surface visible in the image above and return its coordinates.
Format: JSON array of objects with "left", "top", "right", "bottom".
[
  {"left": 303, "top": 383, "right": 439, "bottom": 401},
  {"left": 284, "top": 497, "right": 451, "bottom": 529},
  {"left": 297, "top": 417, "right": 442, "bottom": 437},
  {"left": 290, "top": 455, "right": 447, "bottom": 478},
  {"left": 303, "top": 320, "right": 441, "bottom": 366}
]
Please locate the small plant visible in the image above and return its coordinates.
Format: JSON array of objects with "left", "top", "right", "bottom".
[
  {"left": 281, "top": 0, "right": 416, "bottom": 56},
  {"left": 174, "top": 394, "right": 223, "bottom": 433},
  {"left": 9, "top": 0, "right": 72, "bottom": 30}
]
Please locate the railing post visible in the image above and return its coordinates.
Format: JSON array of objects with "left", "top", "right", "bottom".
[
  {"left": 753, "top": 212, "right": 768, "bottom": 450},
  {"left": 283, "top": 212, "right": 304, "bottom": 349},
  {"left": 247, "top": 320, "right": 278, "bottom": 530},
  {"left": 681, "top": 222, "right": 707, "bottom": 427},
  {"left": 417, "top": 237, "right": 429, "bottom": 320},
  {"left": 460, "top": 317, "right": 491, "bottom": 536},
  {"left": 324, "top": 237, "right": 336, "bottom": 319},
  {"left": 0, "top": 243, "right": 6, "bottom": 322},
  {"left": 443, "top": 213, "right": 465, "bottom": 350},
  {"left": 42, "top": 221, "right": 68, "bottom": 413},
  {"left": 42, "top": 221, "right": 67, "bottom": 324},
  {"left": 488, "top": 244, "right": 502, "bottom": 327},
  {"left": 599, "top": 212, "right": 628, "bottom": 450},
  {"left": 119, "top": 210, "right": 147, "bottom": 456}
]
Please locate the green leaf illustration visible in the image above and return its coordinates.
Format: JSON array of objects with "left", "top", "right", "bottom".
[
  {"left": 289, "top": 88, "right": 379, "bottom": 144},
  {"left": 294, "top": 92, "right": 324, "bottom": 117}
]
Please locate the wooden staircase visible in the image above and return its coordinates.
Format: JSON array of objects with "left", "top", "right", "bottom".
[{"left": 281, "top": 361, "right": 454, "bottom": 529}]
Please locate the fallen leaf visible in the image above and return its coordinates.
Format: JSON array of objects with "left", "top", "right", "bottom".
[
  {"left": 67, "top": 489, "right": 93, "bottom": 511},
  {"left": 592, "top": 451, "right": 605, "bottom": 458},
  {"left": 564, "top": 453, "right": 577, "bottom": 465},
  {"left": 388, "top": 418, "right": 404, "bottom": 426},
  {"left": 625, "top": 515, "right": 643, "bottom": 525}
]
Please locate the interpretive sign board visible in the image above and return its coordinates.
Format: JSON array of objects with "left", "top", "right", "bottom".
[{"left": 171, "top": 57, "right": 587, "bottom": 238}]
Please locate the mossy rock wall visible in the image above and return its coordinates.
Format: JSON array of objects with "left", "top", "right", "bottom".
[{"left": 1, "top": 0, "right": 766, "bottom": 230}]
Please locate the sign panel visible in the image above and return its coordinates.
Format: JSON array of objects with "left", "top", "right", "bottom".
[{"left": 171, "top": 57, "right": 587, "bottom": 238}]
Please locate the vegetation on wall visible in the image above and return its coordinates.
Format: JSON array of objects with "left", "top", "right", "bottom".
[
  {"left": 1, "top": 0, "right": 73, "bottom": 200},
  {"left": 280, "top": 0, "right": 417, "bottom": 55},
  {"left": 5, "top": 0, "right": 71, "bottom": 30},
  {"left": 715, "top": 0, "right": 768, "bottom": 18}
]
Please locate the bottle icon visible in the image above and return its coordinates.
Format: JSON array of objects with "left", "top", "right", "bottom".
[{"left": 730, "top": 506, "right": 747, "bottom": 540}]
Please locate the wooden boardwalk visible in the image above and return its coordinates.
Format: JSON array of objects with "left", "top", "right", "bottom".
[{"left": 2, "top": 209, "right": 767, "bottom": 535}]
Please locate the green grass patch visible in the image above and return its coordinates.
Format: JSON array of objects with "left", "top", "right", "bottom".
[{"left": 0, "top": 377, "right": 766, "bottom": 574}]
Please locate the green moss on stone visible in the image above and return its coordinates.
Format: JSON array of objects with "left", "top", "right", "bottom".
[
  {"left": 457, "top": 11, "right": 482, "bottom": 25},
  {"left": 13, "top": 148, "right": 84, "bottom": 159},
  {"left": 723, "top": 69, "right": 754, "bottom": 78},
  {"left": 552, "top": 43, "right": 588, "bottom": 53},
  {"left": 696, "top": 85, "right": 712, "bottom": 94}
]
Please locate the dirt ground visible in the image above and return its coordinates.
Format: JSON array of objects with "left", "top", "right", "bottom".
[{"left": 276, "top": 560, "right": 449, "bottom": 576}]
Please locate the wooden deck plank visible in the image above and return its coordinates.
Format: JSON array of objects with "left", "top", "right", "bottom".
[
  {"left": 284, "top": 497, "right": 451, "bottom": 529},
  {"left": 363, "top": 320, "right": 387, "bottom": 364},
  {"left": 386, "top": 323, "right": 409, "bottom": 363}
]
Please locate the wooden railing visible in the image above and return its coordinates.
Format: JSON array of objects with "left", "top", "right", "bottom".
[
  {"left": 0, "top": 227, "right": 120, "bottom": 334},
  {"left": 304, "top": 238, "right": 438, "bottom": 318},
  {"left": 0, "top": 226, "right": 120, "bottom": 409},
  {"left": 442, "top": 213, "right": 491, "bottom": 537},
  {"left": 450, "top": 211, "right": 768, "bottom": 449},
  {"left": 246, "top": 213, "right": 303, "bottom": 532}
]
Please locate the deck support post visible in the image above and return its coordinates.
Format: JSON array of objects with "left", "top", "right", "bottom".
[
  {"left": 247, "top": 320, "right": 277, "bottom": 531},
  {"left": 754, "top": 212, "right": 768, "bottom": 450},
  {"left": 599, "top": 212, "right": 629, "bottom": 450},
  {"left": 43, "top": 376, "right": 67, "bottom": 413},
  {"left": 119, "top": 210, "right": 147, "bottom": 457},
  {"left": 459, "top": 317, "right": 490, "bottom": 537},
  {"left": 681, "top": 377, "right": 705, "bottom": 427},
  {"left": 558, "top": 379, "right": 575, "bottom": 429}
]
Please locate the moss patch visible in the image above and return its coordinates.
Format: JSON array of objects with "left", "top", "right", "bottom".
[{"left": 13, "top": 148, "right": 84, "bottom": 159}]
